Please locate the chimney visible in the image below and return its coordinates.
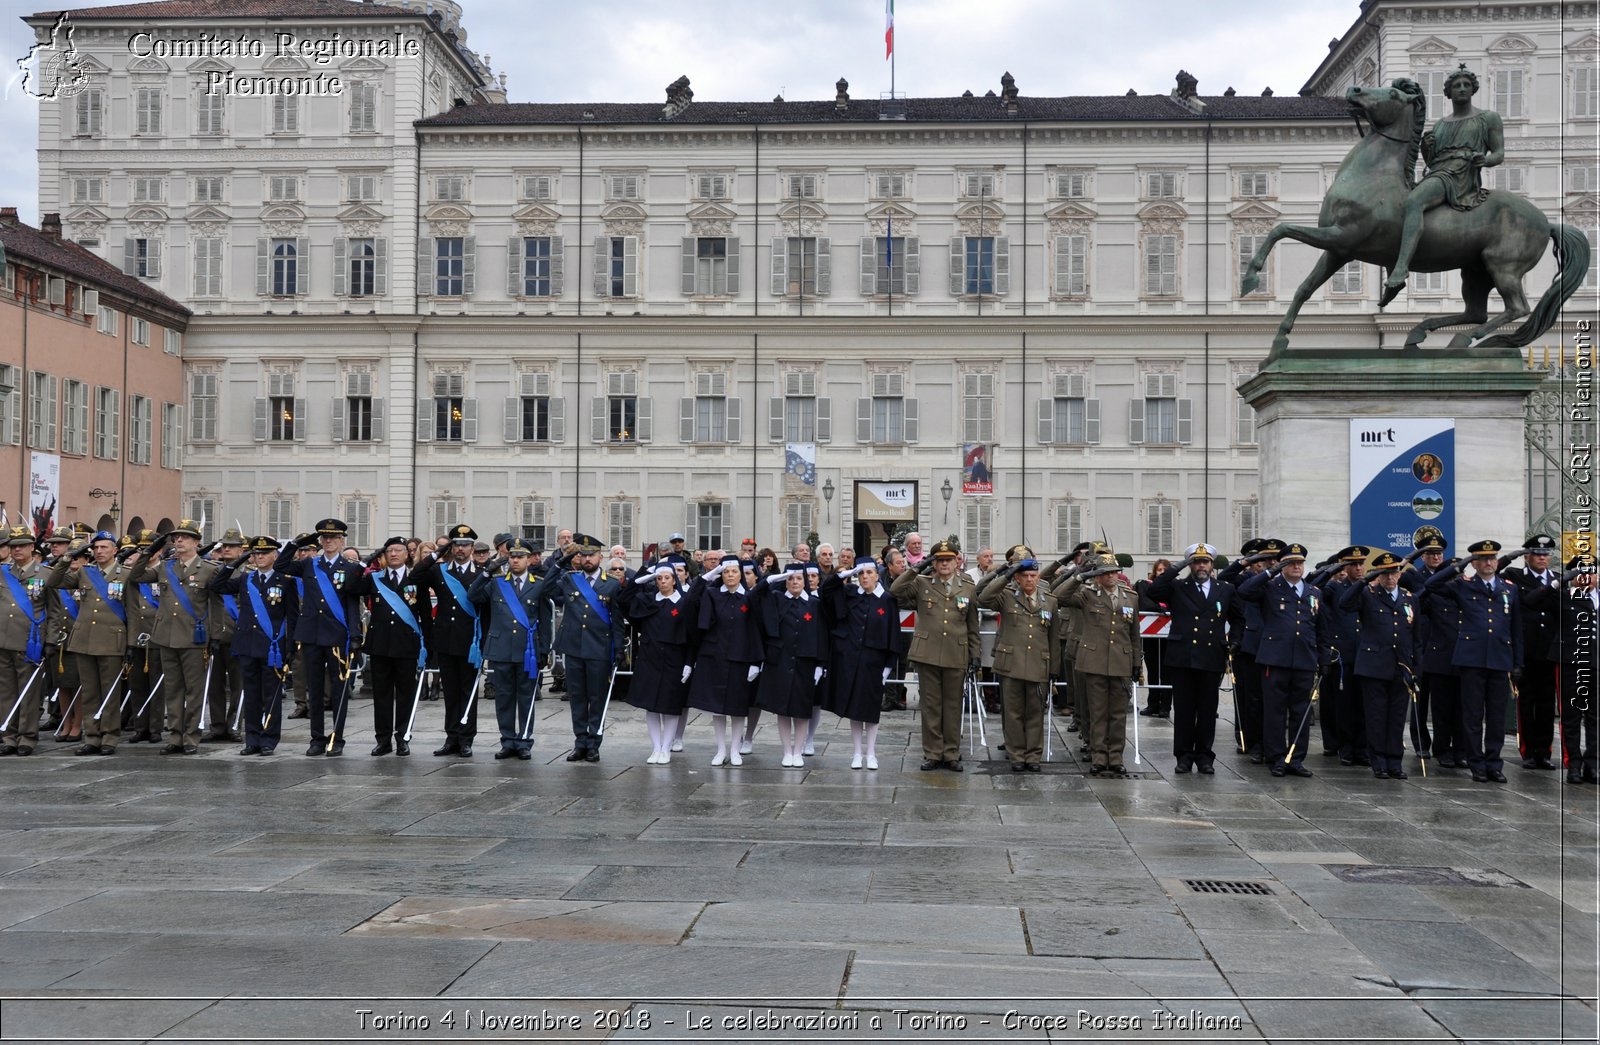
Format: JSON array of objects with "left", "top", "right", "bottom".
[
  {"left": 0, "top": 207, "right": 18, "bottom": 227},
  {"left": 835, "top": 77, "right": 849, "bottom": 111},
  {"left": 40, "top": 212, "right": 61, "bottom": 238},
  {"left": 1261, "top": 86, "right": 1274, "bottom": 97},
  {"left": 1171, "top": 69, "right": 1205, "bottom": 113},
  {"left": 1000, "top": 71, "right": 1018, "bottom": 115},
  {"left": 663, "top": 75, "right": 693, "bottom": 118}
]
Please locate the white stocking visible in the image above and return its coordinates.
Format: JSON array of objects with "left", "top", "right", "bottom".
[
  {"left": 851, "top": 719, "right": 865, "bottom": 757},
  {"left": 645, "top": 713, "right": 663, "bottom": 755},
  {"left": 661, "top": 714, "right": 680, "bottom": 754},
  {"left": 865, "top": 722, "right": 879, "bottom": 758},
  {"left": 805, "top": 705, "right": 823, "bottom": 746},
  {"left": 776, "top": 715, "right": 793, "bottom": 757},
  {"left": 712, "top": 714, "right": 728, "bottom": 759},
  {"left": 673, "top": 713, "right": 688, "bottom": 742},
  {"left": 742, "top": 707, "right": 762, "bottom": 741}
]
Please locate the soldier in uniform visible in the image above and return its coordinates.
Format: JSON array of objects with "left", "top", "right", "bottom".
[
  {"left": 353, "top": 537, "right": 430, "bottom": 756},
  {"left": 1319, "top": 546, "right": 1371, "bottom": 766},
  {"left": 533, "top": 531, "right": 625, "bottom": 762},
  {"left": 1422, "top": 540, "right": 1523, "bottom": 783},
  {"left": 41, "top": 527, "right": 81, "bottom": 741},
  {"left": 978, "top": 557, "right": 1062, "bottom": 772},
  {"left": 274, "top": 519, "right": 365, "bottom": 756},
  {"left": 1237, "top": 542, "right": 1329, "bottom": 778},
  {"left": 1043, "top": 542, "right": 1096, "bottom": 734},
  {"left": 1531, "top": 554, "right": 1597, "bottom": 783},
  {"left": 120, "top": 532, "right": 163, "bottom": 743},
  {"left": 1341, "top": 551, "right": 1420, "bottom": 779},
  {"left": 1058, "top": 552, "right": 1141, "bottom": 774},
  {"left": 286, "top": 533, "right": 317, "bottom": 719},
  {"left": 890, "top": 539, "right": 980, "bottom": 772},
  {"left": 212, "top": 536, "right": 298, "bottom": 755},
  {"left": 1405, "top": 530, "right": 1464, "bottom": 767},
  {"left": 470, "top": 540, "right": 547, "bottom": 760},
  {"left": 1499, "top": 534, "right": 1562, "bottom": 770},
  {"left": 128, "top": 520, "right": 220, "bottom": 754},
  {"left": 412, "top": 524, "right": 484, "bottom": 757},
  {"left": 45, "top": 531, "right": 133, "bottom": 755},
  {"left": 0, "top": 526, "right": 48, "bottom": 756},
  {"left": 1221, "top": 538, "right": 1285, "bottom": 761},
  {"left": 201, "top": 529, "right": 246, "bottom": 743},
  {"left": 1148, "top": 543, "right": 1235, "bottom": 775}
]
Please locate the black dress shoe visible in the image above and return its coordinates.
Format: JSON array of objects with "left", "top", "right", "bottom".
[
  {"left": 72, "top": 744, "right": 100, "bottom": 756},
  {"left": 1287, "top": 765, "right": 1313, "bottom": 778},
  {"left": 1025, "top": 762, "right": 1041, "bottom": 773},
  {"left": 1522, "top": 758, "right": 1539, "bottom": 770},
  {"left": 326, "top": 745, "right": 344, "bottom": 758},
  {"left": 0, "top": 746, "right": 15, "bottom": 757},
  {"left": 238, "top": 745, "right": 261, "bottom": 756},
  {"left": 919, "top": 759, "right": 941, "bottom": 771},
  {"left": 1109, "top": 765, "right": 1127, "bottom": 775},
  {"left": 433, "top": 743, "right": 459, "bottom": 757},
  {"left": 1011, "top": 762, "right": 1026, "bottom": 773},
  {"left": 566, "top": 748, "right": 588, "bottom": 762},
  {"left": 15, "top": 747, "right": 32, "bottom": 756},
  {"left": 288, "top": 707, "right": 309, "bottom": 719},
  {"left": 1248, "top": 750, "right": 1264, "bottom": 765},
  {"left": 1372, "top": 768, "right": 1389, "bottom": 779},
  {"left": 395, "top": 740, "right": 410, "bottom": 756},
  {"left": 162, "top": 743, "right": 186, "bottom": 754},
  {"left": 1138, "top": 707, "right": 1159, "bottom": 717},
  {"left": 516, "top": 750, "right": 532, "bottom": 760},
  {"left": 458, "top": 744, "right": 472, "bottom": 757},
  {"left": 495, "top": 748, "right": 517, "bottom": 760},
  {"left": 1471, "top": 770, "right": 1488, "bottom": 782},
  {"left": 56, "top": 733, "right": 81, "bottom": 743},
  {"left": 182, "top": 744, "right": 199, "bottom": 754},
  {"left": 1569, "top": 771, "right": 1584, "bottom": 784},
  {"left": 1174, "top": 759, "right": 1191, "bottom": 774},
  {"left": 1270, "top": 765, "right": 1286, "bottom": 777},
  {"left": 370, "top": 743, "right": 392, "bottom": 756},
  {"left": 1535, "top": 758, "right": 1557, "bottom": 771},
  {"left": 1089, "top": 764, "right": 1106, "bottom": 775},
  {"left": 1390, "top": 769, "right": 1408, "bottom": 780},
  {"left": 1488, "top": 770, "right": 1507, "bottom": 783},
  {"left": 305, "top": 742, "right": 325, "bottom": 756},
  {"left": 97, "top": 746, "right": 115, "bottom": 755},
  {"left": 258, "top": 747, "right": 274, "bottom": 756},
  {"left": 585, "top": 750, "right": 600, "bottom": 762},
  {"left": 1198, "top": 762, "right": 1215, "bottom": 775},
  {"left": 945, "top": 760, "right": 963, "bottom": 772}
]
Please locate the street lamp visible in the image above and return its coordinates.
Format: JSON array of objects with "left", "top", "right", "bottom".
[
  {"left": 822, "top": 477, "right": 835, "bottom": 522},
  {"left": 88, "top": 487, "right": 119, "bottom": 523},
  {"left": 941, "top": 478, "right": 953, "bottom": 524}
]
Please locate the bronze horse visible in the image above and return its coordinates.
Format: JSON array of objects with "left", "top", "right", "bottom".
[{"left": 1241, "top": 78, "right": 1588, "bottom": 360}]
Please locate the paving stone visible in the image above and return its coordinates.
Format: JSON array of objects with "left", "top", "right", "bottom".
[
  {"left": 778, "top": 799, "right": 1002, "bottom": 823},
  {"left": 1240, "top": 996, "right": 1458, "bottom": 1043},
  {"left": 1411, "top": 990, "right": 1593, "bottom": 1043},
  {"left": 160, "top": 998, "right": 607, "bottom": 1041},
  {"left": 1331, "top": 918, "right": 1566, "bottom": 993},
  {"left": 399, "top": 812, "right": 659, "bottom": 839},
  {"left": 2, "top": 854, "right": 322, "bottom": 891},
  {"left": 871, "top": 870, "right": 1170, "bottom": 909},
  {"left": 689, "top": 901, "right": 1027, "bottom": 954},
  {"left": 1023, "top": 907, "right": 1205, "bottom": 959},
  {"left": 13, "top": 888, "right": 398, "bottom": 936},
  {"left": 489, "top": 836, "right": 752, "bottom": 868},
  {"left": 350, "top": 896, "right": 704, "bottom": 944},
  {"left": 0, "top": 887, "right": 104, "bottom": 928},
  {"left": 640, "top": 817, "right": 883, "bottom": 844},
  {"left": 742, "top": 841, "right": 1009, "bottom": 873},
  {"left": 218, "top": 831, "right": 503, "bottom": 861},
  {"left": 272, "top": 858, "right": 597, "bottom": 898},
  {"left": 0, "top": 998, "right": 213, "bottom": 1040},
  {"left": 564, "top": 863, "right": 873, "bottom": 903},
  {"left": 446, "top": 941, "right": 851, "bottom": 997}
]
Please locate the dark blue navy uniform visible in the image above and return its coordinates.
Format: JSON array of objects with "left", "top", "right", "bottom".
[
  {"left": 1220, "top": 552, "right": 1272, "bottom": 758},
  {"left": 1237, "top": 568, "right": 1330, "bottom": 773},
  {"left": 413, "top": 551, "right": 487, "bottom": 753},
  {"left": 1423, "top": 559, "right": 1524, "bottom": 779},
  {"left": 619, "top": 578, "right": 692, "bottom": 716},
  {"left": 212, "top": 556, "right": 298, "bottom": 753},
  {"left": 533, "top": 550, "right": 626, "bottom": 758},
  {"left": 1341, "top": 578, "right": 1419, "bottom": 777},
  {"left": 1320, "top": 572, "right": 1366, "bottom": 763},
  {"left": 273, "top": 539, "right": 365, "bottom": 752},
  {"left": 469, "top": 564, "right": 548, "bottom": 757},
  {"left": 751, "top": 581, "right": 825, "bottom": 719},
  {"left": 1501, "top": 561, "right": 1561, "bottom": 766},
  {"left": 1526, "top": 574, "right": 1598, "bottom": 782},
  {"left": 1147, "top": 563, "right": 1234, "bottom": 772},
  {"left": 352, "top": 561, "right": 430, "bottom": 752}
]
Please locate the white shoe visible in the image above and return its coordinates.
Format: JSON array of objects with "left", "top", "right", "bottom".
[
  {"left": 711, "top": 751, "right": 727, "bottom": 767},
  {"left": 645, "top": 752, "right": 660, "bottom": 764},
  {"left": 739, "top": 738, "right": 753, "bottom": 755},
  {"left": 866, "top": 756, "right": 879, "bottom": 771},
  {"left": 802, "top": 742, "right": 815, "bottom": 756},
  {"left": 671, "top": 741, "right": 684, "bottom": 752},
  {"left": 658, "top": 750, "right": 671, "bottom": 765},
  {"left": 729, "top": 751, "right": 743, "bottom": 766},
  {"left": 851, "top": 753, "right": 863, "bottom": 770}
]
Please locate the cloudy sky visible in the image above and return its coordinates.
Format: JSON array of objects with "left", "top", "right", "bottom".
[{"left": 0, "top": 0, "right": 1362, "bottom": 223}]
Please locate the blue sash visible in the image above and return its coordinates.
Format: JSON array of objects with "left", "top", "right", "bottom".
[
  {"left": 58, "top": 587, "right": 79, "bottom": 621},
  {"left": 497, "top": 577, "right": 539, "bottom": 676},
  {"left": 245, "top": 573, "right": 287, "bottom": 669},
  {"left": 138, "top": 583, "right": 158, "bottom": 610},
  {"left": 312, "top": 561, "right": 349, "bottom": 642},
  {"left": 572, "top": 571, "right": 612, "bottom": 626},
  {"left": 84, "top": 566, "right": 127, "bottom": 625},
  {"left": 372, "top": 575, "right": 428, "bottom": 670},
  {"left": 164, "top": 560, "right": 208, "bottom": 645},
  {"left": 2, "top": 565, "right": 44, "bottom": 663},
  {"left": 438, "top": 565, "right": 482, "bottom": 667},
  {"left": 222, "top": 594, "right": 239, "bottom": 622}
]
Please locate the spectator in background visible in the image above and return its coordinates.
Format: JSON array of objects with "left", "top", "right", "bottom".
[
  {"left": 1134, "top": 559, "right": 1171, "bottom": 717},
  {"left": 903, "top": 532, "right": 926, "bottom": 567}
]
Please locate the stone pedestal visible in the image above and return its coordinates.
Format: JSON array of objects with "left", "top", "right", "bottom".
[{"left": 1240, "top": 350, "right": 1545, "bottom": 553}]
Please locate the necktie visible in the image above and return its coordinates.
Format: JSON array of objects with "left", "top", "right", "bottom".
[{"left": 515, "top": 577, "right": 524, "bottom": 594}]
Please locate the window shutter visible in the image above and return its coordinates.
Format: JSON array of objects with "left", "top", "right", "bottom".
[
  {"left": 635, "top": 396, "right": 653, "bottom": 442},
  {"left": 813, "top": 238, "right": 831, "bottom": 296},
  {"left": 373, "top": 238, "right": 388, "bottom": 295},
  {"left": 1128, "top": 399, "right": 1145, "bottom": 444},
  {"left": 679, "top": 396, "right": 695, "bottom": 442},
  {"left": 994, "top": 236, "right": 1010, "bottom": 295},
  {"left": 331, "top": 397, "right": 346, "bottom": 442},
  {"left": 770, "top": 238, "right": 787, "bottom": 296},
  {"left": 725, "top": 237, "right": 740, "bottom": 295},
  {"left": 371, "top": 397, "right": 386, "bottom": 441},
  {"left": 622, "top": 237, "right": 639, "bottom": 297},
  {"left": 548, "top": 236, "right": 564, "bottom": 297},
  {"left": 123, "top": 238, "right": 136, "bottom": 276},
  {"left": 768, "top": 397, "right": 784, "bottom": 441},
  {"left": 904, "top": 397, "right": 920, "bottom": 443},
  {"left": 462, "top": 236, "right": 476, "bottom": 295},
  {"left": 592, "top": 236, "right": 609, "bottom": 297},
  {"left": 856, "top": 397, "right": 872, "bottom": 442},
  {"left": 252, "top": 397, "right": 268, "bottom": 441},
  {"left": 293, "top": 237, "right": 308, "bottom": 292},
  {"left": 144, "top": 242, "right": 161, "bottom": 279},
  {"left": 1036, "top": 399, "right": 1054, "bottom": 444},
  {"left": 504, "top": 397, "right": 521, "bottom": 443},
  {"left": 333, "top": 237, "right": 347, "bottom": 296},
  {"left": 415, "top": 398, "right": 432, "bottom": 442},
  {"left": 726, "top": 398, "right": 742, "bottom": 443},
  {"left": 590, "top": 396, "right": 606, "bottom": 442},
  {"left": 809, "top": 397, "right": 828, "bottom": 443},
  {"left": 681, "top": 237, "right": 697, "bottom": 295},
  {"left": 684, "top": 503, "right": 698, "bottom": 550},
  {"left": 293, "top": 397, "right": 307, "bottom": 441},
  {"left": 1177, "top": 398, "right": 1193, "bottom": 444},
  {"left": 949, "top": 238, "right": 965, "bottom": 295},
  {"left": 1086, "top": 398, "right": 1101, "bottom": 444},
  {"left": 418, "top": 236, "right": 434, "bottom": 295},
  {"left": 858, "top": 237, "right": 877, "bottom": 295},
  {"left": 461, "top": 397, "right": 478, "bottom": 442},
  {"left": 547, "top": 397, "right": 565, "bottom": 442},
  {"left": 507, "top": 237, "right": 523, "bottom": 296},
  {"left": 903, "top": 238, "right": 920, "bottom": 295}
]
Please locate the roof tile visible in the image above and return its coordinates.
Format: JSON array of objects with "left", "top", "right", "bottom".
[{"left": 1, "top": 219, "right": 191, "bottom": 322}]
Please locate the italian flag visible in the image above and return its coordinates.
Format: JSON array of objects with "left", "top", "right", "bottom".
[{"left": 885, "top": 0, "right": 894, "bottom": 58}]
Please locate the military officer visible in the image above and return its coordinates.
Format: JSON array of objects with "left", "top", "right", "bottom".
[
  {"left": 352, "top": 537, "right": 430, "bottom": 756},
  {"left": 45, "top": 531, "right": 133, "bottom": 755},
  {"left": 533, "top": 531, "right": 625, "bottom": 762},
  {"left": 120, "top": 531, "right": 163, "bottom": 743},
  {"left": 1044, "top": 541, "right": 1098, "bottom": 735},
  {"left": 1527, "top": 554, "right": 1597, "bottom": 783},
  {"left": 1057, "top": 553, "right": 1141, "bottom": 774},
  {"left": 285, "top": 533, "right": 317, "bottom": 720},
  {"left": 0, "top": 527, "right": 49, "bottom": 756},
  {"left": 1148, "top": 543, "right": 1236, "bottom": 775},
  {"left": 1500, "top": 534, "right": 1562, "bottom": 770},
  {"left": 472, "top": 540, "right": 548, "bottom": 760},
  {"left": 1341, "top": 551, "right": 1420, "bottom": 779},
  {"left": 890, "top": 539, "right": 981, "bottom": 771},
  {"left": 274, "top": 519, "right": 366, "bottom": 755},
  {"left": 1319, "top": 546, "right": 1371, "bottom": 766},
  {"left": 201, "top": 529, "right": 246, "bottom": 743},
  {"left": 212, "top": 536, "right": 298, "bottom": 755},
  {"left": 1221, "top": 538, "right": 1285, "bottom": 761},
  {"left": 41, "top": 527, "right": 81, "bottom": 741},
  {"left": 978, "top": 556, "right": 1063, "bottom": 772},
  {"left": 1422, "top": 540, "right": 1523, "bottom": 783},
  {"left": 412, "top": 524, "right": 485, "bottom": 757},
  {"left": 1399, "top": 528, "right": 1452, "bottom": 761},
  {"left": 1236, "top": 542, "right": 1329, "bottom": 778},
  {"left": 127, "top": 520, "right": 221, "bottom": 754}
]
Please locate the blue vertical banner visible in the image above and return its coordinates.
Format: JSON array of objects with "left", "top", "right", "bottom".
[{"left": 1349, "top": 418, "right": 1455, "bottom": 555}]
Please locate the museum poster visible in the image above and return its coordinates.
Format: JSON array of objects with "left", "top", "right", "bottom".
[
  {"left": 28, "top": 451, "right": 60, "bottom": 536},
  {"left": 1348, "top": 418, "right": 1455, "bottom": 556}
]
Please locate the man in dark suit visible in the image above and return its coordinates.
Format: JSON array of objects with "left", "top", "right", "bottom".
[
  {"left": 533, "top": 531, "right": 626, "bottom": 762},
  {"left": 1499, "top": 533, "right": 1562, "bottom": 770},
  {"left": 1319, "top": 546, "right": 1370, "bottom": 765},
  {"left": 1148, "top": 543, "right": 1235, "bottom": 775},
  {"left": 273, "top": 519, "right": 365, "bottom": 755},
  {"left": 470, "top": 540, "right": 549, "bottom": 759},
  {"left": 1422, "top": 540, "right": 1524, "bottom": 783},
  {"left": 1220, "top": 538, "right": 1284, "bottom": 761},
  {"left": 352, "top": 537, "right": 429, "bottom": 756},
  {"left": 1524, "top": 553, "right": 1597, "bottom": 783},
  {"left": 1236, "top": 542, "right": 1330, "bottom": 778},
  {"left": 211, "top": 536, "right": 298, "bottom": 755},
  {"left": 412, "top": 524, "right": 483, "bottom": 757},
  {"left": 1340, "top": 551, "right": 1420, "bottom": 779},
  {"left": 1404, "top": 530, "right": 1464, "bottom": 767}
]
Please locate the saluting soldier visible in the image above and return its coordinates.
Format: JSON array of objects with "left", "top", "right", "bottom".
[
  {"left": 274, "top": 519, "right": 365, "bottom": 756},
  {"left": 120, "top": 531, "right": 163, "bottom": 744},
  {"left": 979, "top": 556, "right": 1063, "bottom": 773},
  {"left": 412, "top": 524, "right": 485, "bottom": 758},
  {"left": 1236, "top": 542, "right": 1329, "bottom": 778},
  {"left": 1341, "top": 551, "right": 1420, "bottom": 780},
  {"left": 1221, "top": 538, "right": 1285, "bottom": 762},
  {"left": 211, "top": 536, "right": 298, "bottom": 755},
  {"left": 533, "top": 531, "right": 625, "bottom": 763},
  {"left": 1043, "top": 541, "right": 1097, "bottom": 735},
  {"left": 470, "top": 539, "right": 547, "bottom": 761},
  {"left": 41, "top": 527, "right": 81, "bottom": 741},
  {"left": 1319, "top": 546, "right": 1371, "bottom": 766},
  {"left": 891, "top": 539, "right": 981, "bottom": 772},
  {"left": 1422, "top": 540, "right": 1523, "bottom": 783},
  {"left": 0, "top": 526, "right": 48, "bottom": 756},
  {"left": 1406, "top": 530, "right": 1464, "bottom": 767},
  {"left": 285, "top": 534, "right": 317, "bottom": 720},
  {"left": 751, "top": 565, "right": 828, "bottom": 768},
  {"left": 127, "top": 520, "right": 220, "bottom": 755},
  {"left": 1397, "top": 528, "right": 1450, "bottom": 761},
  {"left": 1529, "top": 554, "right": 1597, "bottom": 783},
  {"left": 1148, "top": 543, "right": 1235, "bottom": 775},
  {"left": 45, "top": 531, "right": 133, "bottom": 755},
  {"left": 352, "top": 537, "right": 430, "bottom": 756},
  {"left": 1499, "top": 534, "right": 1562, "bottom": 770},
  {"left": 1058, "top": 552, "right": 1141, "bottom": 774},
  {"left": 201, "top": 529, "right": 246, "bottom": 744}
]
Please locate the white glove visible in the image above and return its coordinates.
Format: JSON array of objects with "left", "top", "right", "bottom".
[
  {"left": 839, "top": 564, "right": 861, "bottom": 579},
  {"left": 635, "top": 572, "right": 656, "bottom": 586},
  {"left": 680, "top": 665, "right": 692, "bottom": 683},
  {"left": 747, "top": 665, "right": 761, "bottom": 682},
  {"left": 765, "top": 570, "right": 792, "bottom": 584},
  {"left": 813, "top": 666, "right": 824, "bottom": 684},
  {"left": 882, "top": 667, "right": 891, "bottom": 683}
]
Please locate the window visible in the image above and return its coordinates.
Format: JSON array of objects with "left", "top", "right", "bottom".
[
  {"left": 1145, "top": 171, "right": 1178, "bottom": 198},
  {"left": 342, "top": 498, "right": 373, "bottom": 549},
  {"left": 961, "top": 172, "right": 996, "bottom": 198},
  {"left": 134, "top": 87, "right": 162, "bottom": 134},
  {"left": 1041, "top": 374, "right": 1100, "bottom": 446},
  {"left": 74, "top": 89, "right": 103, "bottom": 136},
  {"left": 685, "top": 236, "right": 734, "bottom": 297},
  {"left": 519, "top": 236, "right": 553, "bottom": 297},
  {"left": 193, "top": 236, "right": 222, "bottom": 297},
  {"left": 1238, "top": 502, "right": 1261, "bottom": 548},
  {"left": 270, "top": 239, "right": 299, "bottom": 295},
  {"left": 0, "top": 366, "right": 20, "bottom": 446},
  {"left": 605, "top": 174, "right": 641, "bottom": 201},
  {"left": 693, "top": 173, "right": 729, "bottom": 200},
  {"left": 1484, "top": 165, "right": 1527, "bottom": 193},
  {"left": 859, "top": 372, "right": 918, "bottom": 444},
  {"left": 606, "top": 371, "right": 638, "bottom": 443},
  {"left": 962, "top": 501, "right": 994, "bottom": 554},
  {"left": 192, "top": 175, "right": 224, "bottom": 202},
  {"left": 1492, "top": 68, "right": 1525, "bottom": 118},
  {"left": 1129, "top": 373, "right": 1191, "bottom": 446},
  {"left": 429, "top": 498, "right": 462, "bottom": 535},
  {"left": 130, "top": 317, "right": 149, "bottom": 345},
  {"left": 1143, "top": 233, "right": 1179, "bottom": 296},
  {"left": 1412, "top": 270, "right": 1446, "bottom": 294},
  {"left": 160, "top": 402, "right": 181, "bottom": 468},
  {"left": 1146, "top": 502, "right": 1175, "bottom": 555},
  {"left": 61, "top": 380, "right": 88, "bottom": 455},
  {"left": 347, "top": 238, "right": 376, "bottom": 297},
  {"left": 1415, "top": 69, "right": 1446, "bottom": 121},
  {"left": 1237, "top": 233, "right": 1268, "bottom": 295},
  {"left": 784, "top": 500, "right": 815, "bottom": 550},
  {"left": 27, "top": 372, "right": 56, "bottom": 450},
  {"left": 517, "top": 376, "right": 550, "bottom": 442},
  {"left": 521, "top": 175, "right": 554, "bottom": 201},
  {"left": 596, "top": 236, "right": 638, "bottom": 298},
  {"left": 873, "top": 172, "right": 907, "bottom": 199},
  {"left": 1329, "top": 260, "right": 1363, "bottom": 295},
  {"left": 784, "top": 237, "right": 818, "bottom": 296},
  {"left": 127, "top": 394, "right": 152, "bottom": 464},
  {"left": 266, "top": 373, "right": 299, "bottom": 442},
  {"left": 165, "top": 331, "right": 180, "bottom": 359},
  {"left": 785, "top": 173, "right": 818, "bottom": 199},
  {"left": 865, "top": 235, "right": 917, "bottom": 296},
  {"left": 1054, "top": 234, "right": 1087, "bottom": 296},
  {"left": 1056, "top": 170, "right": 1088, "bottom": 199},
  {"left": 195, "top": 89, "right": 224, "bottom": 135},
  {"left": 1237, "top": 171, "right": 1271, "bottom": 197},
  {"left": 435, "top": 236, "right": 465, "bottom": 296},
  {"left": 93, "top": 386, "right": 119, "bottom": 458},
  {"left": 348, "top": 81, "right": 377, "bottom": 132},
  {"left": 1569, "top": 163, "right": 1599, "bottom": 194},
  {"left": 692, "top": 502, "right": 726, "bottom": 552},
  {"left": 606, "top": 500, "right": 636, "bottom": 550},
  {"left": 96, "top": 306, "right": 117, "bottom": 336},
  {"left": 271, "top": 94, "right": 298, "bottom": 133},
  {"left": 187, "top": 497, "right": 215, "bottom": 527},
  {"left": 432, "top": 373, "right": 466, "bottom": 442},
  {"left": 771, "top": 371, "right": 832, "bottom": 444},
  {"left": 125, "top": 238, "right": 160, "bottom": 280},
  {"left": 1577, "top": 65, "right": 1599, "bottom": 119},
  {"left": 434, "top": 175, "right": 465, "bottom": 202},
  {"left": 518, "top": 499, "right": 549, "bottom": 550},
  {"left": 1237, "top": 390, "right": 1258, "bottom": 446},
  {"left": 70, "top": 176, "right": 104, "bottom": 204},
  {"left": 189, "top": 372, "right": 217, "bottom": 442},
  {"left": 683, "top": 371, "right": 733, "bottom": 443},
  {"left": 265, "top": 498, "right": 294, "bottom": 537},
  {"left": 268, "top": 175, "right": 299, "bottom": 202},
  {"left": 339, "top": 371, "right": 375, "bottom": 442},
  {"left": 346, "top": 174, "right": 378, "bottom": 201},
  {"left": 963, "top": 236, "right": 996, "bottom": 295},
  {"left": 1586, "top": 227, "right": 1598, "bottom": 288},
  {"left": 961, "top": 373, "right": 994, "bottom": 443},
  {"left": 1056, "top": 502, "right": 1084, "bottom": 553}
]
